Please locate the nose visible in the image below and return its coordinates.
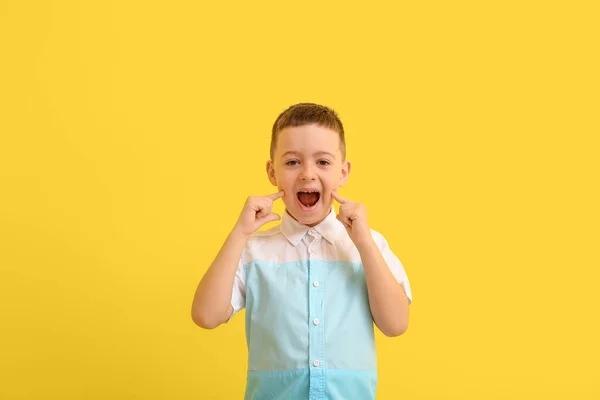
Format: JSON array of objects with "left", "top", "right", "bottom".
[{"left": 299, "top": 164, "right": 317, "bottom": 181}]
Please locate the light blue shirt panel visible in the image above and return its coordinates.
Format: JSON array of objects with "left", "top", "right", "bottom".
[
  {"left": 323, "top": 260, "right": 377, "bottom": 370},
  {"left": 245, "top": 260, "right": 310, "bottom": 371},
  {"left": 245, "top": 258, "right": 378, "bottom": 372}
]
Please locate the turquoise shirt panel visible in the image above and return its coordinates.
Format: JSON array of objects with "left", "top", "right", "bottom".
[{"left": 244, "top": 259, "right": 377, "bottom": 400}]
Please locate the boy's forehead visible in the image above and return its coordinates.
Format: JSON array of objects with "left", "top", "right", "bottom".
[{"left": 276, "top": 124, "right": 341, "bottom": 156}]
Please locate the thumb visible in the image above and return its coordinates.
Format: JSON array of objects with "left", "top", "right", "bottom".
[
  {"left": 337, "top": 213, "right": 351, "bottom": 229},
  {"left": 255, "top": 213, "right": 281, "bottom": 229}
]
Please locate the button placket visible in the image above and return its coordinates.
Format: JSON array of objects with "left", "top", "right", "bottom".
[
  {"left": 307, "top": 233, "right": 325, "bottom": 396},
  {"left": 308, "top": 235, "right": 317, "bottom": 257}
]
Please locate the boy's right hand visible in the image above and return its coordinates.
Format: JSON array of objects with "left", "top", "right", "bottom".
[{"left": 233, "top": 191, "right": 284, "bottom": 237}]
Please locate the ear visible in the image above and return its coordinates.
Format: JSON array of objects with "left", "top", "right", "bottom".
[
  {"left": 339, "top": 160, "right": 351, "bottom": 187},
  {"left": 266, "top": 160, "right": 277, "bottom": 186}
]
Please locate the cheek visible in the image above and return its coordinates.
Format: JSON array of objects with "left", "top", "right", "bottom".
[
  {"left": 282, "top": 191, "right": 297, "bottom": 209},
  {"left": 277, "top": 171, "right": 296, "bottom": 186},
  {"left": 275, "top": 175, "right": 295, "bottom": 199},
  {"left": 322, "top": 173, "right": 339, "bottom": 188}
]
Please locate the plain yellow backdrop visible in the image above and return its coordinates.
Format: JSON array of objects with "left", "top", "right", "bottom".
[{"left": 1, "top": 1, "right": 599, "bottom": 399}]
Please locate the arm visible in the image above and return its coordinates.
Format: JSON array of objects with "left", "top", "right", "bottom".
[
  {"left": 191, "top": 191, "right": 284, "bottom": 329},
  {"left": 331, "top": 190, "right": 410, "bottom": 337},
  {"left": 356, "top": 238, "right": 410, "bottom": 337},
  {"left": 191, "top": 229, "right": 247, "bottom": 329}
]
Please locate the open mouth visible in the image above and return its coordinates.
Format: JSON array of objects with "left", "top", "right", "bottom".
[{"left": 297, "top": 189, "right": 321, "bottom": 210}]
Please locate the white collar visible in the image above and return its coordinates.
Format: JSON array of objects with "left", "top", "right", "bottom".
[{"left": 280, "top": 207, "right": 343, "bottom": 246}]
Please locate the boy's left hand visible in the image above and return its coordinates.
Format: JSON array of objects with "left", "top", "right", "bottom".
[{"left": 331, "top": 191, "right": 373, "bottom": 246}]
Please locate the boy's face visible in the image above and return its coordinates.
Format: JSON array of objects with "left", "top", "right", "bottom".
[{"left": 267, "top": 123, "right": 350, "bottom": 227}]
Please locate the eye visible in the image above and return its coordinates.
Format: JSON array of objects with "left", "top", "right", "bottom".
[
  {"left": 317, "top": 160, "right": 331, "bottom": 166},
  {"left": 286, "top": 160, "right": 299, "bottom": 166}
]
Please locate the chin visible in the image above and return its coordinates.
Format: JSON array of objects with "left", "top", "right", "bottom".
[{"left": 297, "top": 214, "right": 323, "bottom": 226}]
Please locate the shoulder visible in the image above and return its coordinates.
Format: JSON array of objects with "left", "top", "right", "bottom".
[
  {"left": 250, "top": 223, "right": 282, "bottom": 240},
  {"left": 242, "top": 223, "right": 288, "bottom": 264},
  {"left": 246, "top": 224, "right": 285, "bottom": 251}
]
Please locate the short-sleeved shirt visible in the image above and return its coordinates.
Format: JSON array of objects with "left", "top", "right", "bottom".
[{"left": 230, "top": 207, "right": 412, "bottom": 400}]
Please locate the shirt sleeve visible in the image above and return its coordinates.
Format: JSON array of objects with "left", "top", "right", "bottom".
[
  {"left": 370, "top": 229, "right": 413, "bottom": 304},
  {"left": 227, "top": 248, "right": 247, "bottom": 321}
]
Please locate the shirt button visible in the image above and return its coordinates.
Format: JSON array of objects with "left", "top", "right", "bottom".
[
  {"left": 313, "top": 360, "right": 320, "bottom": 367},
  {"left": 313, "top": 318, "right": 320, "bottom": 326},
  {"left": 313, "top": 281, "right": 320, "bottom": 287},
  {"left": 309, "top": 228, "right": 316, "bottom": 235}
]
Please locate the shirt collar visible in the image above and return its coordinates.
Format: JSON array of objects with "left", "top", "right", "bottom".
[{"left": 280, "top": 207, "right": 343, "bottom": 246}]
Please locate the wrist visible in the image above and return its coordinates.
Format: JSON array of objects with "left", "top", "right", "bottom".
[
  {"left": 230, "top": 225, "right": 252, "bottom": 241},
  {"left": 354, "top": 234, "right": 376, "bottom": 252}
]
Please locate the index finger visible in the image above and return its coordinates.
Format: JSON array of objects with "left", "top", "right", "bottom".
[
  {"left": 331, "top": 190, "right": 349, "bottom": 204},
  {"left": 267, "top": 191, "right": 284, "bottom": 201}
]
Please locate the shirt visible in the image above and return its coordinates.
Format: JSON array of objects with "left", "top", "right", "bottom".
[{"left": 230, "top": 207, "right": 412, "bottom": 400}]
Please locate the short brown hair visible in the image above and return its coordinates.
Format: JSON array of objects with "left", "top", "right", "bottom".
[{"left": 270, "top": 103, "right": 346, "bottom": 161}]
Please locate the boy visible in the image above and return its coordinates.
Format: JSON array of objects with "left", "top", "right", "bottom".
[{"left": 191, "top": 103, "right": 412, "bottom": 400}]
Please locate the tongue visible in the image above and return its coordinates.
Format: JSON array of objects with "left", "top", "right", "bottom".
[{"left": 298, "top": 192, "right": 319, "bottom": 207}]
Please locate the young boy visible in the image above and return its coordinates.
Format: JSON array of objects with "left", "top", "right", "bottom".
[{"left": 191, "top": 103, "right": 412, "bottom": 400}]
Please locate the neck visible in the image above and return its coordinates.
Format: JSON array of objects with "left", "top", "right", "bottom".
[{"left": 285, "top": 207, "right": 331, "bottom": 227}]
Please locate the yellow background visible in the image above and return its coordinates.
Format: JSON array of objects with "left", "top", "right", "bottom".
[{"left": 1, "top": 1, "right": 599, "bottom": 399}]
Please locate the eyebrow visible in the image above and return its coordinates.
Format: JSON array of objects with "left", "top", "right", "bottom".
[{"left": 281, "top": 151, "right": 337, "bottom": 159}]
